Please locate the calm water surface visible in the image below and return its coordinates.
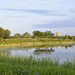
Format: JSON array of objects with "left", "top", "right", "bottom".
[{"left": 0, "top": 44, "right": 75, "bottom": 63}]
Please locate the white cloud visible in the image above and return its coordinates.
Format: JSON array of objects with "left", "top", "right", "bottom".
[
  {"left": 37, "top": 1, "right": 51, "bottom": 4},
  {"left": 21, "top": 2, "right": 29, "bottom": 7},
  {"left": 62, "top": 0, "right": 75, "bottom": 2}
]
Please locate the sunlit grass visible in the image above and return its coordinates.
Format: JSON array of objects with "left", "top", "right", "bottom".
[{"left": 0, "top": 38, "right": 75, "bottom": 47}]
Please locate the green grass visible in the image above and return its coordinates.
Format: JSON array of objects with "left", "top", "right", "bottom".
[
  {"left": 0, "top": 55, "right": 75, "bottom": 75},
  {"left": 0, "top": 38, "right": 75, "bottom": 47},
  {"left": 0, "top": 38, "right": 62, "bottom": 44}
]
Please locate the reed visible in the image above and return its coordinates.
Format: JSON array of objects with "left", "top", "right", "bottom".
[{"left": 0, "top": 55, "right": 75, "bottom": 75}]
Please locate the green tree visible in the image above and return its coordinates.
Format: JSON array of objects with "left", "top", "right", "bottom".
[
  {"left": 45, "top": 31, "right": 51, "bottom": 36},
  {"left": 33, "top": 30, "right": 54, "bottom": 38},
  {"left": 3, "top": 29, "right": 11, "bottom": 39},
  {"left": 64, "top": 34, "right": 68, "bottom": 39},
  {"left": 23, "top": 32, "right": 31, "bottom": 38},
  {"left": 68, "top": 36, "right": 73, "bottom": 40},
  {"left": 33, "top": 30, "right": 42, "bottom": 37},
  {"left": 50, "top": 33, "right": 54, "bottom": 37},
  {"left": 0, "top": 27, "right": 4, "bottom": 39},
  {"left": 45, "top": 31, "right": 54, "bottom": 38},
  {"left": 14, "top": 33, "right": 21, "bottom": 38}
]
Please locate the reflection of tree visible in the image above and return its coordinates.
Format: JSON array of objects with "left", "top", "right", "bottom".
[
  {"left": 65, "top": 45, "right": 68, "bottom": 49},
  {"left": 65, "top": 44, "right": 73, "bottom": 49},
  {"left": 68, "top": 45, "right": 73, "bottom": 47},
  {"left": 33, "top": 48, "right": 55, "bottom": 55},
  {"left": 0, "top": 44, "right": 74, "bottom": 56}
]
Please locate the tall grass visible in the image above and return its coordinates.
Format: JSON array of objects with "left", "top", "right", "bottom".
[{"left": 0, "top": 55, "right": 75, "bottom": 75}]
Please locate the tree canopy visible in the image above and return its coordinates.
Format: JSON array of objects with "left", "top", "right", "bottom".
[
  {"left": 23, "top": 32, "right": 31, "bottom": 38},
  {"left": 0, "top": 27, "right": 11, "bottom": 39},
  {"left": 33, "top": 30, "right": 54, "bottom": 38},
  {"left": 14, "top": 33, "right": 21, "bottom": 38}
]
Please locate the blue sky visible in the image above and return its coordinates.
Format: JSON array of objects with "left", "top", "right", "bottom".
[{"left": 0, "top": 0, "right": 75, "bottom": 35}]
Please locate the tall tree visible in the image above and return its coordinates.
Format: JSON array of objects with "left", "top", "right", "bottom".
[
  {"left": 14, "top": 33, "right": 21, "bottom": 38},
  {"left": 33, "top": 30, "right": 54, "bottom": 38},
  {"left": 0, "top": 27, "right": 4, "bottom": 38},
  {"left": 3, "top": 29, "right": 11, "bottom": 39},
  {"left": 33, "top": 31, "right": 42, "bottom": 37},
  {"left": 23, "top": 32, "right": 31, "bottom": 38},
  {"left": 64, "top": 34, "right": 68, "bottom": 39}
]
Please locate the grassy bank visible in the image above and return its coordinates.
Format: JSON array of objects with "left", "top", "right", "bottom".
[
  {"left": 0, "top": 38, "right": 75, "bottom": 47},
  {"left": 0, "top": 55, "right": 75, "bottom": 75}
]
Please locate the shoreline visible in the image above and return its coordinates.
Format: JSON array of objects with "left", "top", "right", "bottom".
[{"left": 0, "top": 41, "right": 75, "bottom": 48}]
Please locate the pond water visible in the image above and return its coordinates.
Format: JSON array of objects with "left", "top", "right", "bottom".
[{"left": 0, "top": 44, "right": 75, "bottom": 63}]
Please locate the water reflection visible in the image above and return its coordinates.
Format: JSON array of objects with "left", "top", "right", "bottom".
[
  {"left": 62, "top": 44, "right": 73, "bottom": 49},
  {"left": 0, "top": 44, "right": 75, "bottom": 63},
  {"left": 0, "top": 44, "right": 74, "bottom": 56},
  {"left": 56, "top": 46, "right": 61, "bottom": 49},
  {"left": 33, "top": 48, "right": 55, "bottom": 55}
]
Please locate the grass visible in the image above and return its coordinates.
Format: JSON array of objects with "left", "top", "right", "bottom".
[
  {"left": 0, "top": 38, "right": 75, "bottom": 47},
  {"left": 0, "top": 55, "right": 75, "bottom": 75}
]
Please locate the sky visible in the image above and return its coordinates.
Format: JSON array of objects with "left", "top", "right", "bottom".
[{"left": 0, "top": 0, "right": 75, "bottom": 36}]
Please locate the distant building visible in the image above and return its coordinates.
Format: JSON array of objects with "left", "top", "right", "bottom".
[{"left": 56, "top": 32, "right": 61, "bottom": 36}]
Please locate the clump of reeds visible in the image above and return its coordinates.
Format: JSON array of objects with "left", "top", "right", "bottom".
[{"left": 0, "top": 55, "right": 75, "bottom": 75}]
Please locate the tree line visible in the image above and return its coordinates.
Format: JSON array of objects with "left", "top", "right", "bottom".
[
  {"left": 14, "top": 31, "right": 74, "bottom": 40},
  {"left": 0, "top": 27, "right": 74, "bottom": 40},
  {"left": 14, "top": 30, "right": 54, "bottom": 38}
]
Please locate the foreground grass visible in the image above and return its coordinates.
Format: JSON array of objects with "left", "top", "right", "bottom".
[{"left": 0, "top": 55, "right": 75, "bottom": 75}]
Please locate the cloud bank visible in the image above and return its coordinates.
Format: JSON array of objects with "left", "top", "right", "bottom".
[
  {"left": 0, "top": 8, "right": 67, "bottom": 16},
  {"left": 33, "top": 18, "right": 75, "bottom": 28},
  {"left": 70, "top": 8, "right": 75, "bottom": 13}
]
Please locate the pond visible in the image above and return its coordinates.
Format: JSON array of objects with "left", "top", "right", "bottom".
[{"left": 0, "top": 44, "right": 75, "bottom": 63}]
